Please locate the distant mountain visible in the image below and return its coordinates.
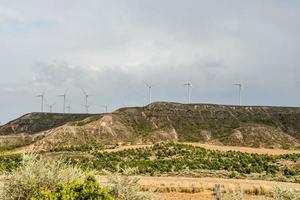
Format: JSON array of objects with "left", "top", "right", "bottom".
[{"left": 1, "top": 102, "right": 300, "bottom": 150}]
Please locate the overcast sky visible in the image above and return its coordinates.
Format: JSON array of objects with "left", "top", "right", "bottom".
[{"left": 0, "top": 0, "right": 300, "bottom": 124}]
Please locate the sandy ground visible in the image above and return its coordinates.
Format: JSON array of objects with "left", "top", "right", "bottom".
[{"left": 105, "top": 143, "right": 300, "bottom": 155}]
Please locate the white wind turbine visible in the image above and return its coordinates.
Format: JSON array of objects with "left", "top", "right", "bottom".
[
  {"left": 66, "top": 102, "right": 71, "bottom": 113},
  {"left": 36, "top": 90, "right": 45, "bottom": 112},
  {"left": 144, "top": 82, "right": 153, "bottom": 105},
  {"left": 101, "top": 105, "right": 108, "bottom": 113},
  {"left": 57, "top": 89, "right": 68, "bottom": 113},
  {"left": 234, "top": 83, "right": 242, "bottom": 106},
  {"left": 184, "top": 82, "right": 192, "bottom": 104},
  {"left": 81, "top": 89, "right": 91, "bottom": 113},
  {"left": 46, "top": 103, "right": 56, "bottom": 113}
]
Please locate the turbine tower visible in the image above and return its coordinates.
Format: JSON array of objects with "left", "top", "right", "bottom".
[
  {"left": 57, "top": 89, "right": 68, "bottom": 113},
  {"left": 66, "top": 102, "right": 71, "bottom": 113},
  {"left": 234, "top": 83, "right": 242, "bottom": 106},
  {"left": 36, "top": 91, "right": 45, "bottom": 112},
  {"left": 81, "top": 89, "right": 91, "bottom": 113},
  {"left": 46, "top": 103, "right": 55, "bottom": 113},
  {"left": 102, "top": 105, "right": 108, "bottom": 113},
  {"left": 144, "top": 82, "right": 153, "bottom": 104},
  {"left": 184, "top": 82, "right": 192, "bottom": 104}
]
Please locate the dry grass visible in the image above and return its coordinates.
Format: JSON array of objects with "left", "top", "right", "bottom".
[
  {"left": 142, "top": 185, "right": 204, "bottom": 193},
  {"left": 134, "top": 176, "right": 300, "bottom": 192},
  {"left": 243, "top": 185, "right": 268, "bottom": 196},
  {"left": 0, "top": 153, "right": 86, "bottom": 200},
  {"left": 100, "top": 176, "right": 300, "bottom": 200},
  {"left": 272, "top": 187, "right": 300, "bottom": 200},
  {"left": 102, "top": 168, "right": 159, "bottom": 200}
]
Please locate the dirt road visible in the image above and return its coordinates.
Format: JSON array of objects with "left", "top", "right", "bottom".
[{"left": 105, "top": 143, "right": 300, "bottom": 155}]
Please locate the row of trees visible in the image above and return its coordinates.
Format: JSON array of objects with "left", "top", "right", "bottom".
[
  {"left": 1, "top": 143, "right": 299, "bottom": 180},
  {"left": 66, "top": 143, "right": 299, "bottom": 178}
]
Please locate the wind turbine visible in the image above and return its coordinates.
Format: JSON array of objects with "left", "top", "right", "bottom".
[
  {"left": 36, "top": 90, "right": 45, "bottom": 112},
  {"left": 46, "top": 103, "right": 55, "bottom": 113},
  {"left": 234, "top": 83, "right": 242, "bottom": 106},
  {"left": 184, "top": 82, "right": 192, "bottom": 104},
  {"left": 66, "top": 102, "right": 71, "bottom": 113},
  {"left": 57, "top": 89, "right": 68, "bottom": 113},
  {"left": 101, "top": 105, "right": 108, "bottom": 113},
  {"left": 144, "top": 82, "right": 153, "bottom": 104},
  {"left": 81, "top": 89, "right": 91, "bottom": 113}
]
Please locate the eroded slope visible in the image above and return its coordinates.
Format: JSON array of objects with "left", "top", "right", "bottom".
[{"left": 2, "top": 102, "right": 300, "bottom": 150}]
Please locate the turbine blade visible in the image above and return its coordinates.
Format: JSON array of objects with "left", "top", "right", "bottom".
[{"left": 81, "top": 88, "right": 87, "bottom": 95}]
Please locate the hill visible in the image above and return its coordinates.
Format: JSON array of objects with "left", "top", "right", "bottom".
[
  {"left": 1, "top": 102, "right": 300, "bottom": 150},
  {"left": 0, "top": 113, "right": 99, "bottom": 134}
]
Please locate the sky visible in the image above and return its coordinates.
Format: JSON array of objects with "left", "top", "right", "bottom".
[{"left": 0, "top": 0, "right": 300, "bottom": 124}]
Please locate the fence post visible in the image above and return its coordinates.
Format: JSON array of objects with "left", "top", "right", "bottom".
[{"left": 214, "top": 184, "right": 222, "bottom": 200}]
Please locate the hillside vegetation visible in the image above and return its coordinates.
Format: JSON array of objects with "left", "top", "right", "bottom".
[
  {"left": 1, "top": 102, "right": 300, "bottom": 150},
  {"left": 1, "top": 143, "right": 300, "bottom": 183}
]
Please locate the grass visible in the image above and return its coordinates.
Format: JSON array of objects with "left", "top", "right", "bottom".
[{"left": 0, "top": 144, "right": 23, "bottom": 152}]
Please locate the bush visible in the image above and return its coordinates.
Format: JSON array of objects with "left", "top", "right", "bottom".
[
  {"left": 0, "top": 154, "right": 22, "bottom": 172},
  {"left": 105, "top": 168, "right": 157, "bottom": 200},
  {"left": 0, "top": 154, "right": 86, "bottom": 199},
  {"left": 272, "top": 187, "right": 300, "bottom": 200},
  {"left": 0, "top": 154, "right": 155, "bottom": 200},
  {"left": 32, "top": 175, "right": 114, "bottom": 200}
]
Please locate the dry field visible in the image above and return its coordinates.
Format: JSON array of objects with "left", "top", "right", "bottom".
[
  {"left": 137, "top": 176, "right": 300, "bottom": 192},
  {"left": 99, "top": 176, "right": 300, "bottom": 200},
  {"left": 157, "top": 192, "right": 271, "bottom": 200}
]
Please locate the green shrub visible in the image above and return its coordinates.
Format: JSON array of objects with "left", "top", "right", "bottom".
[
  {"left": 272, "top": 187, "right": 300, "bottom": 200},
  {"left": 32, "top": 175, "right": 114, "bottom": 200},
  {"left": 0, "top": 154, "right": 155, "bottom": 200},
  {"left": 0, "top": 154, "right": 22, "bottom": 172},
  {"left": 0, "top": 154, "right": 86, "bottom": 200},
  {"left": 49, "top": 144, "right": 104, "bottom": 153}
]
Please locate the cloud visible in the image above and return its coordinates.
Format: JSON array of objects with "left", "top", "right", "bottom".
[{"left": 1, "top": 0, "right": 300, "bottom": 123}]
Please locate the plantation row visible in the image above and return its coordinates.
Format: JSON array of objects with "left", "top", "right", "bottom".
[
  {"left": 49, "top": 144, "right": 105, "bottom": 152},
  {"left": 67, "top": 143, "right": 300, "bottom": 179},
  {"left": 1, "top": 143, "right": 299, "bottom": 181}
]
